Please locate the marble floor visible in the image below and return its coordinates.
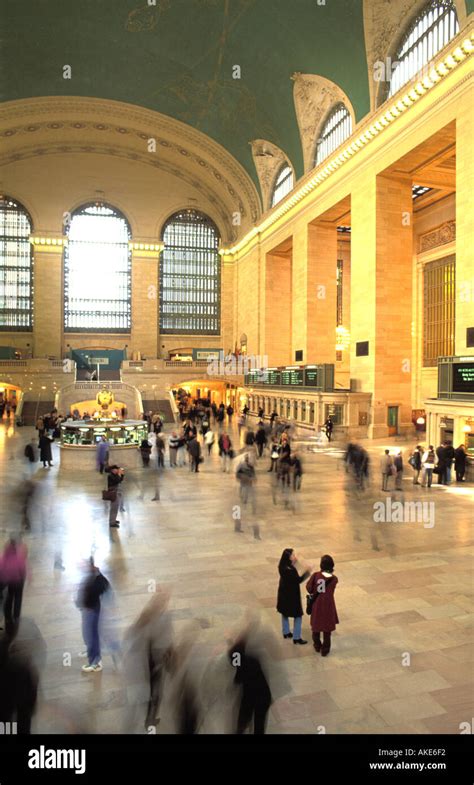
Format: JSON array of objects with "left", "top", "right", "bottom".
[{"left": 0, "top": 418, "right": 473, "bottom": 735}]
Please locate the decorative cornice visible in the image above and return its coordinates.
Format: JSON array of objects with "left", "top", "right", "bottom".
[
  {"left": 419, "top": 220, "right": 456, "bottom": 252},
  {"left": 30, "top": 235, "right": 66, "bottom": 252}
]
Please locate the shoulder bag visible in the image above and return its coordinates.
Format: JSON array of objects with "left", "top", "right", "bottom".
[{"left": 102, "top": 488, "right": 117, "bottom": 501}]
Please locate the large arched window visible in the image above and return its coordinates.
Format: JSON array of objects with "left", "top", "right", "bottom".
[
  {"left": 387, "top": 0, "right": 459, "bottom": 99},
  {"left": 0, "top": 196, "right": 33, "bottom": 330},
  {"left": 315, "top": 104, "right": 352, "bottom": 166},
  {"left": 271, "top": 165, "right": 294, "bottom": 207},
  {"left": 160, "top": 209, "right": 220, "bottom": 335},
  {"left": 64, "top": 203, "right": 131, "bottom": 332}
]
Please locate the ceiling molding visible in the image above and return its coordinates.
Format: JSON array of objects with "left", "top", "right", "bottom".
[{"left": 0, "top": 96, "right": 262, "bottom": 240}]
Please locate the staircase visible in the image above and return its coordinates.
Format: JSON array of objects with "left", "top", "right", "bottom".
[
  {"left": 18, "top": 399, "right": 55, "bottom": 426},
  {"left": 141, "top": 399, "right": 175, "bottom": 423}
]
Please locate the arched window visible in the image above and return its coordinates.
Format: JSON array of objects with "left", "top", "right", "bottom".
[
  {"left": 0, "top": 196, "right": 33, "bottom": 330},
  {"left": 271, "top": 165, "right": 294, "bottom": 207},
  {"left": 387, "top": 0, "right": 459, "bottom": 99},
  {"left": 315, "top": 104, "right": 352, "bottom": 166},
  {"left": 160, "top": 209, "right": 220, "bottom": 335},
  {"left": 64, "top": 203, "right": 131, "bottom": 332}
]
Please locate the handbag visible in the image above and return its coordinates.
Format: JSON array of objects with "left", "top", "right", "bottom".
[{"left": 102, "top": 488, "right": 117, "bottom": 501}]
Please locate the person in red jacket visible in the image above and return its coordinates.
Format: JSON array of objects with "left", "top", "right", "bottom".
[{"left": 306, "top": 554, "right": 339, "bottom": 657}]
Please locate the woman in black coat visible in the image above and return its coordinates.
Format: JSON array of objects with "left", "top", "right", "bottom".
[
  {"left": 276, "top": 548, "right": 310, "bottom": 645},
  {"left": 39, "top": 433, "right": 53, "bottom": 467}
]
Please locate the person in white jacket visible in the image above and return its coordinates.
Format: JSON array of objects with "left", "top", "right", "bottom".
[
  {"left": 204, "top": 427, "right": 215, "bottom": 456},
  {"left": 421, "top": 445, "right": 436, "bottom": 488}
]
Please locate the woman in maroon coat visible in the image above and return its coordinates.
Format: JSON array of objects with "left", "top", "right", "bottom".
[{"left": 306, "top": 554, "right": 339, "bottom": 656}]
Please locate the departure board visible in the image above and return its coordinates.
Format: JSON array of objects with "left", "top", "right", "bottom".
[
  {"left": 262, "top": 369, "right": 281, "bottom": 385},
  {"left": 280, "top": 368, "right": 304, "bottom": 386},
  {"left": 245, "top": 364, "right": 334, "bottom": 391},
  {"left": 452, "top": 363, "right": 474, "bottom": 393},
  {"left": 304, "top": 368, "right": 319, "bottom": 387}
]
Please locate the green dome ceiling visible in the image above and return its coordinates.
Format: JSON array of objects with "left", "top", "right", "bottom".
[{"left": 1, "top": 0, "right": 371, "bottom": 186}]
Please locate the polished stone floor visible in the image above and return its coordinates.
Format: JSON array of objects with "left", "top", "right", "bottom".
[{"left": 0, "top": 416, "right": 473, "bottom": 735}]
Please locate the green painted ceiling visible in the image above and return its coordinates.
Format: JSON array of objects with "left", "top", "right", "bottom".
[{"left": 0, "top": 0, "right": 370, "bottom": 186}]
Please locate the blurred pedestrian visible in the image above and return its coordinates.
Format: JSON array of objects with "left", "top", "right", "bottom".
[
  {"left": 454, "top": 444, "right": 467, "bottom": 482},
  {"left": 1, "top": 537, "right": 28, "bottom": 629},
  {"left": 104, "top": 465, "right": 124, "bottom": 528},
  {"left": 187, "top": 434, "right": 201, "bottom": 473},
  {"left": 219, "top": 432, "right": 233, "bottom": 472},
  {"left": 255, "top": 425, "right": 267, "bottom": 459},
  {"left": 394, "top": 450, "right": 403, "bottom": 490},
  {"left": 96, "top": 435, "right": 109, "bottom": 474},
  {"left": 168, "top": 431, "right": 179, "bottom": 467},
  {"left": 204, "top": 427, "right": 215, "bottom": 456},
  {"left": 228, "top": 635, "right": 272, "bottom": 735},
  {"left": 39, "top": 432, "right": 53, "bottom": 468},
  {"left": 76, "top": 557, "right": 110, "bottom": 673},
  {"left": 139, "top": 437, "right": 152, "bottom": 467},
  {"left": 289, "top": 452, "right": 303, "bottom": 491},
  {"left": 236, "top": 454, "right": 256, "bottom": 513},
  {"left": 380, "top": 449, "right": 393, "bottom": 491}
]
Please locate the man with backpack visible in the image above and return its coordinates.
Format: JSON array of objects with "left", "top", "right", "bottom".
[{"left": 408, "top": 445, "right": 423, "bottom": 485}]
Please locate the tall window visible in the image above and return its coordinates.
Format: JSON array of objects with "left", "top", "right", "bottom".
[
  {"left": 315, "top": 104, "right": 352, "bottom": 166},
  {"left": 64, "top": 203, "right": 131, "bottom": 332},
  {"left": 271, "top": 165, "right": 294, "bottom": 207},
  {"left": 159, "top": 209, "right": 220, "bottom": 335},
  {"left": 423, "top": 255, "right": 455, "bottom": 367},
  {"left": 0, "top": 196, "right": 33, "bottom": 331},
  {"left": 387, "top": 1, "right": 458, "bottom": 99}
]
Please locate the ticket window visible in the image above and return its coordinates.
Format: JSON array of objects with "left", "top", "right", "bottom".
[
  {"left": 301, "top": 401, "right": 306, "bottom": 422},
  {"left": 465, "top": 431, "right": 474, "bottom": 457},
  {"left": 309, "top": 402, "right": 315, "bottom": 425},
  {"left": 292, "top": 400, "right": 298, "bottom": 420},
  {"left": 325, "top": 404, "right": 344, "bottom": 426}
]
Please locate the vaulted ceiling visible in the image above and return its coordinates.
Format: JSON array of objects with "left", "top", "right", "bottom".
[{"left": 0, "top": 0, "right": 371, "bottom": 186}]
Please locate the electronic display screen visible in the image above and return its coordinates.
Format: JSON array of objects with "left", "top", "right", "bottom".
[
  {"left": 452, "top": 363, "right": 474, "bottom": 393},
  {"left": 304, "top": 368, "right": 319, "bottom": 387},
  {"left": 280, "top": 369, "right": 304, "bottom": 386}
]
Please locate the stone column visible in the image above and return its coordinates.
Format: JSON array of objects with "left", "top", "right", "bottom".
[
  {"left": 292, "top": 222, "right": 337, "bottom": 364},
  {"left": 32, "top": 240, "right": 63, "bottom": 358},
  {"left": 351, "top": 173, "right": 413, "bottom": 438},
  {"left": 264, "top": 251, "right": 292, "bottom": 366},
  {"left": 131, "top": 244, "right": 160, "bottom": 359},
  {"left": 455, "top": 100, "right": 474, "bottom": 356}
]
